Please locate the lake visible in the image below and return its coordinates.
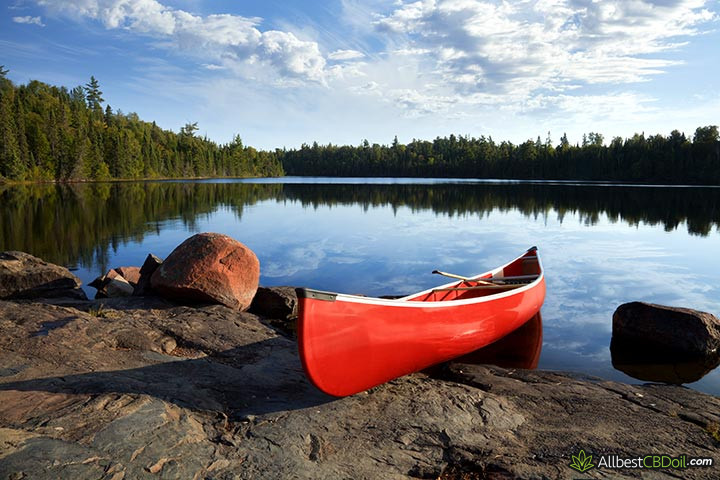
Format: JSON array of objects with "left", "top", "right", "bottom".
[{"left": 2, "top": 178, "right": 720, "bottom": 395}]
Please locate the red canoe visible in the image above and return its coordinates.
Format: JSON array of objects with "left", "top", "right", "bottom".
[{"left": 297, "top": 247, "right": 546, "bottom": 396}]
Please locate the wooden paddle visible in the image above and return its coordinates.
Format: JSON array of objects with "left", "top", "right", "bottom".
[
  {"left": 431, "top": 270, "right": 496, "bottom": 286},
  {"left": 433, "top": 270, "right": 539, "bottom": 285},
  {"left": 433, "top": 284, "right": 525, "bottom": 292}
]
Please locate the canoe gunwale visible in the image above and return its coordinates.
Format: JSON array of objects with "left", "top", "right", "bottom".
[{"left": 296, "top": 247, "right": 543, "bottom": 309}]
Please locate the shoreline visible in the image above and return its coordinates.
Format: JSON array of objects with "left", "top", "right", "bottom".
[
  {"left": 3, "top": 175, "right": 720, "bottom": 188},
  {"left": 0, "top": 174, "right": 279, "bottom": 186},
  {"left": 1, "top": 286, "right": 719, "bottom": 478}
]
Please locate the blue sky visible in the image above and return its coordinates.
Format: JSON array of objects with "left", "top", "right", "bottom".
[{"left": 3, "top": 0, "right": 719, "bottom": 149}]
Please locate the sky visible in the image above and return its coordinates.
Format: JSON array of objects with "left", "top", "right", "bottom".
[{"left": 2, "top": 0, "right": 719, "bottom": 149}]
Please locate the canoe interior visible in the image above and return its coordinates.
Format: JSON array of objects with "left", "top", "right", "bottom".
[{"left": 406, "top": 250, "right": 541, "bottom": 302}]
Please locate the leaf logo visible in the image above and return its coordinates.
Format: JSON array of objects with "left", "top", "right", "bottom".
[{"left": 569, "top": 449, "right": 595, "bottom": 473}]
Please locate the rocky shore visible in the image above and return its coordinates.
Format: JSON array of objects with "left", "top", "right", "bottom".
[{"left": 1, "top": 251, "right": 720, "bottom": 479}]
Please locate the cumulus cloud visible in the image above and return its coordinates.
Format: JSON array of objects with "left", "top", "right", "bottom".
[
  {"left": 35, "top": 0, "right": 327, "bottom": 82},
  {"left": 13, "top": 15, "right": 45, "bottom": 27},
  {"left": 259, "top": 30, "right": 326, "bottom": 80},
  {"left": 374, "top": 0, "right": 717, "bottom": 97},
  {"left": 28, "top": 0, "right": 718, "bottom": 127}
]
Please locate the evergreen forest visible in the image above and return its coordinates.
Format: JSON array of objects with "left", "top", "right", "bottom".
[
  {"left": 1, "top": 67, "right": 718, "bottom": 184},
  {"left": 278, "top": 129, "right": 720, "bottom": 184},
  {"left": 0, "top": 68, "right": 283, "bottom": 181}
]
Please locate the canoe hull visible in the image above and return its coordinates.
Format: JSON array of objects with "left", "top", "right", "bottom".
[{"left": 297, "top": 249, "right": 545, "bottom": 397}]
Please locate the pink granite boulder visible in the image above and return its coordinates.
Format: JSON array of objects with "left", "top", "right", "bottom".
[{"left": 150, "top": 233, "right": 260, "bottom": 310}]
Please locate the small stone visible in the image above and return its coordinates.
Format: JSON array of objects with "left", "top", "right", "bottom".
[
  {"left": 249, "top": 286, "right": 298, "bottom": 320},
  {"left": 105, "top": 276, "right": 134, "bottom": 297},
  {"left": 114, "top": 266, "right": 141, "bottom": 286},
  {"left": 160, "top": 337, "right": 177, "bottom": 354}
]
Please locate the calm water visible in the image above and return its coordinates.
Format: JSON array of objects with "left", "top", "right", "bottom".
[{"left": 2, "top": 178, "right": 720, "bottom": 394}]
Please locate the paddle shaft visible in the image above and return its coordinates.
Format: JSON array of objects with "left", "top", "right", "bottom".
[
  {"left": 432, "top": 270, "right": 538, "bottom": 285},
  {"left": 432, "top": 270, "right": 495, "bottom": 286},
  {"left": 433, "top": 284, "right": 525, "bottom": 292}
]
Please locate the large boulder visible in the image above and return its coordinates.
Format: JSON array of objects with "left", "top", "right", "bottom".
[
  {"left": 150, "top": 233, "right": 259, "bottom": 310},
  {"left": 612, "top": 302, "right": 720, "bottom": 360},
  {"left": 0, "top": 251, "right": 87, "bottom": 300}
]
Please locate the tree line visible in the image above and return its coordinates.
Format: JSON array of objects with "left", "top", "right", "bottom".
[
  {"left": 278, "top": 128, "right": 720, "bottom": 184},
  {"left": 0, "top": 68, "right": 283, "bottom": 181},
  {"left": 1, "top": 66, "right": 718, "bottom": 184}
]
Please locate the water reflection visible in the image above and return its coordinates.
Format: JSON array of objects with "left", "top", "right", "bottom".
[
  {"left": 454, "top": 313, "right": 543, "bottom": 369},
  {"left": 611, "top": 338, "right": 720, "bottom": 384},
  {"left": 1, "top": 180, "right": 719, "bottom": 272},
  {"left": 0, "top": 182, "right": 281, "bottom": 272}
]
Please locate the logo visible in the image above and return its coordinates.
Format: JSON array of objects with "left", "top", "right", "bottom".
[
  {"left": 569, "top": 449, "right": 595, "bottom": 473},
  {"left": 567, "top": 449, "right": 713, "bottom": 472}
]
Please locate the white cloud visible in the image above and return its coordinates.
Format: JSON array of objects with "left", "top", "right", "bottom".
[
  {"left": 373, "top": 0, "right": 717, "bottom": 97},
  {"left": 13, "top": 15, "right": 46, "bottom": 27},
  {"left": 32, "top": 0, "right": 717, "bottom": 97},
  {"left": 36, "top": 0, "right": 327, "bottom": 82},
  {"left": 259, "top": 30, "right": 326, "bottom": 81},
  {"left": 328, "top": 49, "right": 366, "bottom": 61}
]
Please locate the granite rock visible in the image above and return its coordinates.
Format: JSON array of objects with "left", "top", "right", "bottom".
[
  {"left": 0, "top": 251, "right": 86, "bottom": 300},
  {"left": 0, "top": 295, "right": 718, "bottom": 479},
  {"left": 150, "top": 233, "right": 259, "bottom": 310}
]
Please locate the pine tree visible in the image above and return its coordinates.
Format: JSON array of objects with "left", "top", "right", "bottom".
[
  {"left": 180, "top": 122, "right": 198, "bottom": 137},
  {"left": 85, "top": 76, "right": 104, "bottom": 113},
  {"left": 104, "top": 104, "right": 113, "bottom": 126}
]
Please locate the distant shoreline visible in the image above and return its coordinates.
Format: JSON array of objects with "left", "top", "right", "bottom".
[
  {"left": 0, "top": 174, "right": 275, "bottom": 186},
  {"left": 3, "top": 175, "right": 720, "bottom": 189}
]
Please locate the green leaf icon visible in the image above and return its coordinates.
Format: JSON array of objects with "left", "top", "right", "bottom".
[{"left": 569, "top": 449, "right": 595, "bottom": 473}]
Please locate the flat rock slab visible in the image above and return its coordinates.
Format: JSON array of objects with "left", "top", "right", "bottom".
[
  {"left": 0, "top": 297, "right": 719, "bottom": 479},
  {"left": 0, "top": 251, "right": 86, "bottom": 300}
]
